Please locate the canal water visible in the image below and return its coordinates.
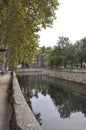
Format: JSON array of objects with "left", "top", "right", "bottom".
[{"left": 17, "top": 73, "right": 86, "bottom": 130}]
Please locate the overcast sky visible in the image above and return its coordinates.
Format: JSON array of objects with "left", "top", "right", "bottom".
[{"left": 38, "top": 0, "right": 86, "bottom": 47}]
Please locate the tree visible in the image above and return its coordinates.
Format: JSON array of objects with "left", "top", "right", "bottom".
[
  {"left": 43, "top": 47, "right": 54, "bottom": 68},
  {"left": 64, "top": 44, "right": 79, "bottom": 68},
  {"left": 75, "top": 38, "right": 86, "bottom": 68},
  {"left": 0, "top": 0, "right": 59, "bottom": 69},
  {"left": 56, "top": 36, "right": 71, "bottom": 68},
  {"left": 35, "top": 46, "right": 46, "bottom": 68},
  {"left": 43, "top": 36, "right": 71, "bottom": 68}
]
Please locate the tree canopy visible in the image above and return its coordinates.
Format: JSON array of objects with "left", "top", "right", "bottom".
[
  {"left": 38, "top": 36, "right": 86, "bottom": 69},
  {"left": 0, "top": 0, "right": 59, "bottom": 68}
]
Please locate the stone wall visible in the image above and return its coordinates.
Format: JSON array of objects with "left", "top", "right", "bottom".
[
  {"left": 42, "top": 70, "right": 86, "bottom": 85},
  {"left": 13, "top": 72, "right": 42, "bottom": 130}
]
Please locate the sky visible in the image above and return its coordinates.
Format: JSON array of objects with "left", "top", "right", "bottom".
[{"left": 38, "top": 0, "right": 86, "bottom": 47}]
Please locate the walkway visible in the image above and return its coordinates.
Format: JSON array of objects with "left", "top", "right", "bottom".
[{"left": 0, "top": 72, "right": 12, "bottom": 130}]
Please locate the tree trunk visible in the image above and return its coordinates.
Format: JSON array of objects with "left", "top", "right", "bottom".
[{"left": 80, "top": 61, "right": 83, "bottom": 68}]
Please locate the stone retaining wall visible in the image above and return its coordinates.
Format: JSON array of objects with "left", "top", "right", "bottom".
[
  {"left": 42, "top": 70, "right": 86, "bottom": 84},
  {"left": 13, "top": 72, "right": 42, "bottom": 130}
]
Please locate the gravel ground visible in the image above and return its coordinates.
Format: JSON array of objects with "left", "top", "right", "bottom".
[{"left": 0, "top": 72, "right": 13, "bottom": 130}]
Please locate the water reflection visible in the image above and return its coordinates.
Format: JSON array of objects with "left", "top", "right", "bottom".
[{"left": 17, "top": 74, "right": 86, "bottom": 130}]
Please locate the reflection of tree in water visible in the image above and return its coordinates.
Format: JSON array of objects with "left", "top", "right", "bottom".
[
  {"left": 46, "top": 82, "right": 86, "bottom": 118},
  {"left": 17, "top": 74, "right": 86, "bottom": 120},
  {"left": 17, "top": 74, "right": 43, "bottom": 125}
]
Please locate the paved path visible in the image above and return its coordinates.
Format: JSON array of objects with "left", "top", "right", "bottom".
[{"left": 0, "top": 72, "right": 12, "bottom": 130}]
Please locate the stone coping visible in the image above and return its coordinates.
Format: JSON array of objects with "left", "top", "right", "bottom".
[{"left": 13, "top": 72, "right": 42, "bottom": 130}]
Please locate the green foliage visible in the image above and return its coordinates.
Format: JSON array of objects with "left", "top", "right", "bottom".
[
  {"left": 75, "top": 38, "right": 86, "bottom": 68},
  {"left": 0, "top": 0, "right": 59, "bottom": 68},
  {"left": 40, "top": 36, "right": 86, "bottom": 69}
]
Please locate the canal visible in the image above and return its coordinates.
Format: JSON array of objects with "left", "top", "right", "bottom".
[{"left": 17, "top": 73, "right": 86, "bottom": 130}]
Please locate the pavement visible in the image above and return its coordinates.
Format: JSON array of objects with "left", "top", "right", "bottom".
[{"left": 0, "top": 72, "right": 12, "bottom": 130}]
